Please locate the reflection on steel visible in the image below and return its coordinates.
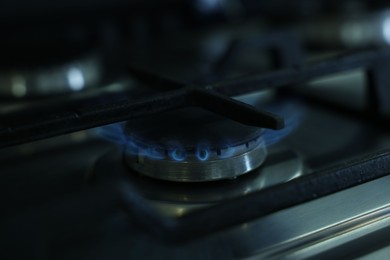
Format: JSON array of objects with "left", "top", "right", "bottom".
[
  {"left": 227, "top": 174, "right": 390, "bottom": 258},
  {"left": 302, "top": 10, "right": 390, "bottom": 48},
  {"left": 0, "top": 54, "right": 101, "bottom": 98},
  {"left": 67, "top": 68, "right": 86, "bottom": 91},
  {"left": 382, "top": 16, "right": 390, "bottom": 45}
]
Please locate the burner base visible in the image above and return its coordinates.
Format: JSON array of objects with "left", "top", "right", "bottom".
[{"left": 125, "top": 141, "right": 267, "bottom": 182}]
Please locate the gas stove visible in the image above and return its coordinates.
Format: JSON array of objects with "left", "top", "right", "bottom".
[{"left": 2, "top": 1, "right": 390, "bottom": 259}]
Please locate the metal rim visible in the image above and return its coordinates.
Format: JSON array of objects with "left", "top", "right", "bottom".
[{"left": 125, "top": 140, "right": 268, "bottom": 182}]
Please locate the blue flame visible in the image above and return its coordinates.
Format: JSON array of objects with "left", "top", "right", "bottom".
[
  {"left": 96, "top": 123, "right": 127, "bottom": 145},
  {"left": 144, "top": 147, "right": 165, "bottom": 160},
  {"left": 126, "top": 139, "right": 165, "bottom": 160},
  {"left": 125, "top": 139, "right": 139, "bottom": 155},
  {"left": 169, "top": 148, "right": 187, "bottom": 161},
  {"left": 97, "top": 99, "right": 304, "bottom": 162},
  {"left": 262, "top": 100, "right": 304, "bottom": 146},
  {"left": 218, "top": 144, "right": 236, "bottom": 159},
  {"left": 196, "top": 144, "right": 210, "bottom": 161}
]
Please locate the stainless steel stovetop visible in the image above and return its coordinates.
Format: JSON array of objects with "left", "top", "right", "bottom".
[{"left": 2, "top": 1, "right": 390, "bottom": 259}]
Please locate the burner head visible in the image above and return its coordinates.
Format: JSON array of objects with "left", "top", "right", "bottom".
[{"left": 124, "top": 107, "right": 267, "bottom": 182}]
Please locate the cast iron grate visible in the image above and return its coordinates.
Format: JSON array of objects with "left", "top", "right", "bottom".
[{"left": 1, "top": 31, "right": 390, "bottom": 147}]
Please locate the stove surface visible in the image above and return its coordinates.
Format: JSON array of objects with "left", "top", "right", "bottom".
[{"left": 2, "top": 2, "right": 390, "bottom": 259}]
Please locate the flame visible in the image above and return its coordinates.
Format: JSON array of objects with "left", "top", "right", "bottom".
[
  {"left": 142, "top": 146, "right": 165, "bottom": 160},
  {"left": 262, "top": 100, "right": 304, "bottom": 146},
  {"left": 196, "top": 144, "right": 211, "bottom": 161},
  {"left": 218, "top": 144, "right": 236, "bottom": 159},
  {"left": 96, "top": 99, "right": 303, "bottom": 160},
  {"left": 96, "top": 122, "right": 127, "bottom": 145},
  {"left": 169, "top": 148, "right": 187, "bottom": 161}
]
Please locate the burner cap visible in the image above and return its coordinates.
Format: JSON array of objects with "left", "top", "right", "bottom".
[{"left": 124, "top": 107, "right": 267, "bottom": 182}]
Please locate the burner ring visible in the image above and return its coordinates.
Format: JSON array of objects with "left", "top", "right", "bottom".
[
  {"left": 125, "top": 139, "right": 267, "bottom": 182},
  {"left": 124, "top": 107, "right": 269, "bottom": 182}
]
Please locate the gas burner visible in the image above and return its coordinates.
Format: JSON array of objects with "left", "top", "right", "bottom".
[
  {"left": 124, "top": 107, "right": 267, "bottom": 182},
  {"left": 91, "top": 148, "right": 304, "bottom": 218}
]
